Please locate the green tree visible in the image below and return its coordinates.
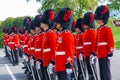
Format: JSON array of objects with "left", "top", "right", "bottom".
[
  {"left": 12, "top": 17, "right": 24, "bottom": 28},
  {"left": 1, "top": 17, "right": 26, "bottom": 28},
  {"left": 1, "top": 17, "right": 14, "bottom": 28},
  {"left": 28, "top": 0, "right": 100, "bottom": 19},
  {"left": 107, "top": 0, "right": 120, "bottom": 10}
]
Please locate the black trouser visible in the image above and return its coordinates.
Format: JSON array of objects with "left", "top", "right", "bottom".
[
  {"left": 5, "top": 46, "right": 9, "bottom": 56},
  {"left": 19, "top": 48, "right": 22, "bottom": 57},
  {"left": 57, "top": 71, "right": 67, "bottom": 80},
  {"left": 77, "top": 59, "right": 86, "bottom": 80},
  {"left": 43, "top": 67, "right": 50, "bottom": 80},
  {"left": 36, "top": 60, "right": 44, "bottom": 80},
  {"left": 99, "top": 57, "right": 111, "bottom": 80},
  {"left": 85, "top": 57, "right": 96, "bottom": 80},
  {"left": 13, "top": 50, "right": 19, "bottom": 64}
]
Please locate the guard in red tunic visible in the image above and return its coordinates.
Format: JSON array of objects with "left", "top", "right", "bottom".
[
  {"left": 8, "top": 26, "right": 20, "bottom": 65},
  {"left": 28, "top": 20, "right": 36, "bottom": 58},
  {"left": 75, "top": 18, "right": 86, "bottom": 80},
  {"left": 33, "top": 14, "right": 44, "bottom": 80},
  {"left": 33, "top": 14, "right": 43, "bottom": 62},
  {"left": 23, "top": 17, "right": 31, "bottom": 57},
  {"left": 83, "top": 12, "right": 97, "bottom": 80},
  {"left": 19, "top": 28, "right": 25, "bottom": 57},
  {"left": 95, "top": 5, "right": 114, "bottom": 80},
  {"left": 55, "top": 7, "right": 74, "bottom": 80},
  {"left": 41, "top": 9, "right": 57, "bottom": 80},
  {"left": 3, "top": 27, "right": 9, "bottom": 57}
]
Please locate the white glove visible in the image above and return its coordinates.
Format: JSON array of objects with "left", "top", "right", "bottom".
[
  {"left": 7, "top": 46, "right": 11, "bottom": 51},
  {"left": 66, "top": 68, "right": 72, "bottom": 74},
  {"left": 30, "top": 58, "right": 34, "bottom": 66},
  {"left": 79, "top": 53, "right": 83, "bottom": 60},
  {"left": 48, "top": 63, "right": 54, "bottom": 69},
  {"left": 90, "top": 54, "right": 96, "bottom": 64},
  {"left": 47, "top": 63, "right": 54, "bottom": 74},
  {"left": 36, "top": 61, "right": 41, "bottom": 69}
]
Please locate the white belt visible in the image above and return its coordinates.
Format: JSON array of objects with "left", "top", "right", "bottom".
[
  {"left": 9, "top": 42, "right": 15, "bottom": 44},
  {"left": 43, "top": 48, "right": 51, "bottom": 52},
  {"left": 84, "top": 42, "right": 92, "bottom": 45},
  {"left": 56, "top": 51, "right": 65, "bottom": 55},
  {"left": 24, "top": 45, "right": 28, "bottom": 48},
  {"left": 98, "top": 42, "right": 108, "bottom": 46},
  {"left": 30, "top": 47, "right": 35, "bottom": 50},
  {"left": 35, "top": 48, "right": 41, "bottom": 52},
  {"left": 76, "top": 46, "right": 83, "bottom": 49}
]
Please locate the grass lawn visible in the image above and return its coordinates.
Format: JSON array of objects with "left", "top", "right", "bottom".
[
  {"left": 108, "top": 18, "right": 120, "bottom": 48},
  {"left": 95, "top": 18, "right": 120, "bottom": 48}
]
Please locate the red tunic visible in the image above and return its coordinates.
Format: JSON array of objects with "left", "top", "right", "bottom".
[
  {"left": 75, "top": 33, "right": 84, "bottom": 60},
  {"left": 3, "top": 34, "right": 9, "bottom": 46},
  {"left": 42, "top": 29, "right": 57, "bottom": 67},
  {"left": 8, "top": 34, "right": 20, "bottom": 50},
  {"left": 83, "top": 29, "right": 97, "bottom": 57},
  {"left": 23, "top": 34, "right": 30, "bottom": 54},
  {"left": 97, "top": 26, "right": 114, "bottom": 58},
  {"left": 34, "top": 33, "right": 44, "bottom": 61},
  {"left": 55, "top": 30, "right": 74, "bottom": 72},
  {"left": 28, "top": 35, "right": 35, "bottom": 56}
]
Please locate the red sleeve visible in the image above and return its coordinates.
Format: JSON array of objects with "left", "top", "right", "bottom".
[
  {"left": 15, "top": 35, "right": 20, "bottom": 49},
  {"left": 90, "top": 30, "right": 97, "bottom": 53},
  {"left": 64, "top": 32, "right": 74, "bottom": 65},
  {"left": 106, "top": 27, "right": 114, "bottom": 54},
  {"left": 49, "top": 32, "right": 57, "bottom": 61}
]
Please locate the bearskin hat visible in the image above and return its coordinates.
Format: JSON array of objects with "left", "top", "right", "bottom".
[
  {"left": 75, "top": 18, "right": 84, "bottom": 32},
  {"left": 71, "top": 21, "right": 76, "bottom": 32},
  {"left": 83, "top": 12, "right": 95, "bottom": 28},
  {"left": 3, "top": 27, "right": 9, "bottom": 33},
  {"left": 34, "top": 14, "right": 42, "bottom": 28},
  {"left": 95, "top": 5, "right": 109, "bottom": 24},
  {"left": 41, "top": 9, "right": 56, "bottom": 28},
  {"left": 23, "top": 17, "right": 31, "bottom": 31},
  {"left": 55, "top": 7, "right": 73, "bottom": 30},
  {"left": 11, "top": 25, "right": 19, "bottom": 34},
  {"left": 19, "top": 28, "right": 25, "bottom": 34},
  {"left": 29, "top": 20, "right": 35, "bottom": 30}
]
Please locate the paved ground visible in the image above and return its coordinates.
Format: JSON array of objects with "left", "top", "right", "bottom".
[
  {"left": 0, "top": 48, "right": 120, "bottom": 80},
  {"left": 0, "top": 48, "right": 27, "bottom": 80}
]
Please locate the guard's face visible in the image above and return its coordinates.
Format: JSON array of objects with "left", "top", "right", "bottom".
[
  {"left": 30, "top": 29, "right": 35, "bottom": 34},
  {"left": 41, "top": 23, "right": 48, "bottom": 31},
  {"left": 75, "top": 28, "right": 81, "bottom": 33},
  {"left": 96, "top": 20, "right": 103, "bottom": 25},
  {"left": 35, "top": 27, "right": 41, "bottom": 33},
  {"left": 56, "top": 23, "right": 62, "bottom": 31},
  {"left": 83, "top": 24, "right": 89, "bottom": 29}
]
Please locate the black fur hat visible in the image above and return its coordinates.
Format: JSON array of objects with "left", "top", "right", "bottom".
[
  {"left": 34, "top": 14, "right": 42, "bottom": 27},
  {"left": 71, "top": 21, "right": 76, "bottom": 32},
  {"left": 95, "top": 5, "right": 109, "bottom": 24},
  {"left": 83, "top": 12, "right": 95, "bottom": 28},
  {"left": 11, "top": 25, "right": 19, "bottom": 34},
  {"left": 75, "top": 18, "right": 84, "bottom": 32},
  {"left": 41, "top": 9, "right": 56, "bottom": 28},
  {"left": 23, "top": 17, "right": 31, "bottom": 31},
  {"left": 30, "top": 20, "right": 35, "bottom": 30},
  {"left": 3, "top": 27, "right": 9, "bottom": 33},
  {"left": 55, "top": 7, "right": 73, "bottom": 30},
  {"left": 19, "top": 28, "right": 25, "bottom": 34}
]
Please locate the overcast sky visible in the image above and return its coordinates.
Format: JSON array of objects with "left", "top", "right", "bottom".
[{"left": 0, "top": 0, "right": 41, "bottom": 21}]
